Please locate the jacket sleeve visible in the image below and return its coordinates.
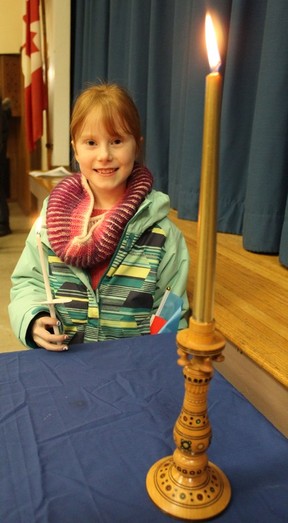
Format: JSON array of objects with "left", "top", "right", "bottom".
[
  {"left": 8, "top": 215, "right": 53, "bottom": 348},
  {"left": 153, "top": 218, "right": 190, "bottom": 329}
]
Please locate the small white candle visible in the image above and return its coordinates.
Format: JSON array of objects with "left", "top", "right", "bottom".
[{"left": 35, "top": 217, "right": 59, "bottom": 335}]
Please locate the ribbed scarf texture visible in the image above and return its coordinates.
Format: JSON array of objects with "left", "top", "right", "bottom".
[{"left": 46, "top": 163, "right": 153, "bottom": 268}]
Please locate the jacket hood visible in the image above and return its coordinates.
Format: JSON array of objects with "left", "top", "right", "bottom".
[{"left": 127, "top": 189, "right": 170, "bottom": 234}]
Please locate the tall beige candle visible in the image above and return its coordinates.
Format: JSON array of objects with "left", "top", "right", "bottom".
[{"left": 193, "top": 14, "right": 223, "bottom": 323}]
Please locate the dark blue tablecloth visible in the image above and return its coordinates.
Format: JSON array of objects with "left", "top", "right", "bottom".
[{"left": 0, "top": 334, "right": 287, "bottom": 523}]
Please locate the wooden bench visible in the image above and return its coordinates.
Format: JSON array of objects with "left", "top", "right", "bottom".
[
  {"left": 29, "top": 174, "right": 66, "bottom": 210},
  {"left": 169, "top": 210, "right": 288, "bottom": 436}
]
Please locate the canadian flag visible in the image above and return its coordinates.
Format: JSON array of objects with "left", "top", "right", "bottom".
[{"left": 21, "top": 0, "right": 47, "bottom": 151}]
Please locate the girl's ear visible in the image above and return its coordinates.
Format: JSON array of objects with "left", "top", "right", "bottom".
[{"left": 71, "top": 140, "right": 78, "bottom": 161}]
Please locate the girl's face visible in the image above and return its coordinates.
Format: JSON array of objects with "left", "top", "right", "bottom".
[{"left": 73, "top": 110, "right": 137, "bottom": 207}]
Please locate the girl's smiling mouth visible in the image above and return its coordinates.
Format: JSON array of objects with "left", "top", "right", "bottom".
[{"left": 94, "top": 168, "right": 118, "bottom": 175}]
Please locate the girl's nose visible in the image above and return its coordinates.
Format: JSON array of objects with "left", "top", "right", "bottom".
[{"left": 97, "top": 143, "right": 112, "bottom": 161}]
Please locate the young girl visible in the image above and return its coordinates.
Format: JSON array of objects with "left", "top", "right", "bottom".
[{"left": 9, "top": 83, "right": 190, "bottom": 351}]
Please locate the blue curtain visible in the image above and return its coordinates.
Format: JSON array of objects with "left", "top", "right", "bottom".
[{"left": 71, "top": 0, "right": 288, "bottom": 267}]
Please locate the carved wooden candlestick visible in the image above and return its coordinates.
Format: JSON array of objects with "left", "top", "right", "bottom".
[
  {"left": 146, "top": 317, "right": 231, "bottom": 520},
  {"left": 146, "top": 13, "right": 230, "bottom": 519}
]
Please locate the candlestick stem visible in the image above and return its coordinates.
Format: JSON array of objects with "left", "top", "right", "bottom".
[{"left": 146, "top": 319, "right": 231, "bottom": 520}]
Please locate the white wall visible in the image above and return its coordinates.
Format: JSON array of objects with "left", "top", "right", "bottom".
[{"left": 0, "top": 0, "right": 23, "bottom": 53}]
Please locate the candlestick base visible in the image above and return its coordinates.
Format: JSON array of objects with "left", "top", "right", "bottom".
[
  {"left": 146, "top": 456, "right": 231, "bottom": 521},
  {"left": 146, "top": 318, "right": 231, "bottom": 520}
]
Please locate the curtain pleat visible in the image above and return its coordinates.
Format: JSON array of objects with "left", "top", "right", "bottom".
[
  {"left": 217, "top": 0, "right": 266, "bottom": 234},
  {"left": 71, "top": 0, "right": 288, "bottom": 267},
  {"left": 242, "top": 0, "right": 288, "bottom": 254}
]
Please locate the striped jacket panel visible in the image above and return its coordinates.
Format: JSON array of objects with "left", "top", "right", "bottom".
[{"left": 48, "top": 225, "right": 167, "bottom": 343}]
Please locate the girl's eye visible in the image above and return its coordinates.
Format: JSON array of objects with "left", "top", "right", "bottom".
[
  {"left": 112, "top": 138, "right": 122, "bottom": 145},
  {"left": 86, "top": 139, "right": 96, "bottom": 146}
]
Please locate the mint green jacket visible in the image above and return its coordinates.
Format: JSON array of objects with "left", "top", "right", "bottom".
[{"left": 9, "top": 190, "right": 190, "bottom": 348}]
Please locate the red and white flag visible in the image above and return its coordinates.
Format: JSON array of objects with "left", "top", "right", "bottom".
[{"left": 21, "top": 0, "right": 47, "bottom": 151}]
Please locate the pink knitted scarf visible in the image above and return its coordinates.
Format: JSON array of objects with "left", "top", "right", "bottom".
[{"left": 46, "top": 163, "right": 153, "bottom": 268}]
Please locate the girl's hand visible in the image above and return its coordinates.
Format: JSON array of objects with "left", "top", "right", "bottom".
[{"left": 31, "top": 316, "right": 69, "bottom": 351}]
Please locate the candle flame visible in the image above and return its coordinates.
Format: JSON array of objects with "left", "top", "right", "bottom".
[
  {"left": 205, "top": 13, "right": 221, "bottom": 72},
  {"left": 35, "top": 216, "right": 42, "bottom": 234}
]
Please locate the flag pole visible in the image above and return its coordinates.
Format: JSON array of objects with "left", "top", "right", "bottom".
[{"left": 40, "top": 0, "right": 52, "bottom": 169}]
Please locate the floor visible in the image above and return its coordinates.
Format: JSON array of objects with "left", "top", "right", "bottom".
[
  {"left": 169, "top": 209, "right": 288, "bottom": 388},
  {"left": 0, "top": 202, "right": 36, "bottom": 352}
]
